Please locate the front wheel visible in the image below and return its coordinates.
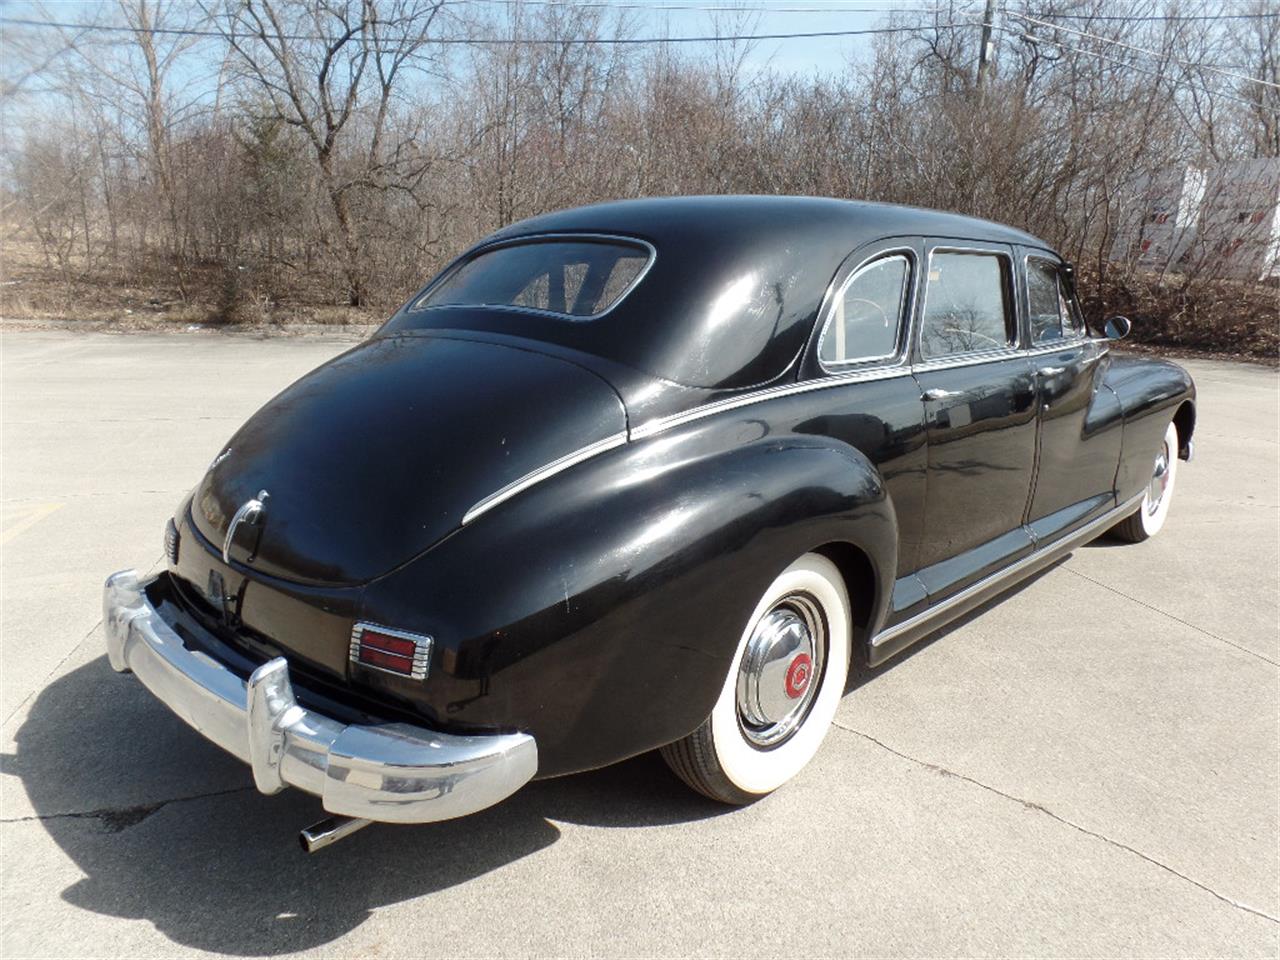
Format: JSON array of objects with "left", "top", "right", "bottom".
[
  {"left": 1112, "top": 420, "right": 1179, "bottom": 543},
  {"left": 660, "top": 553, "right": 851, "bottom": 804}
]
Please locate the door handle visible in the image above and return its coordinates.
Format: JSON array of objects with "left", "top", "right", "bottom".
[
  {"left": 921, "top": 388, "right": 963, "bottom": 402},
  {"left": 1038, "top": 365, "right": 1066, "bottom": 376}
]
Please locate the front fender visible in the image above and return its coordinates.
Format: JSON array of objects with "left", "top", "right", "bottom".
[
  {"left": 359, "top": 420, "right": 897, "bottom": 776},
  {"left": 1106, "top": 357, "right": 1196, "bottom": 499}
]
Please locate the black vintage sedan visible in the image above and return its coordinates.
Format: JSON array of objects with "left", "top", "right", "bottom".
[{"left": 104, "top": 196, "right": 1195, "bottom": 849}]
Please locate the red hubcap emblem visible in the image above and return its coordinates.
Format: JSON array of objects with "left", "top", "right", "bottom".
[{"left": 784, "top": 653, "right": 812, "bottom": 699}]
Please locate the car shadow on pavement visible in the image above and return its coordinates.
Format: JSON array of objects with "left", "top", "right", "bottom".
[
  {"left": 5, "top": 560, "right": 1073, "bottom": 955},
  {"left": 845, "top": 561, "right": 1063, "bottom": 693},
  {"left": 2, "top": 655, "right": 729, "bottom": 956}
]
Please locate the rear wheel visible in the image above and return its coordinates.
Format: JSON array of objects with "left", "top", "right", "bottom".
[
  {"left": 1112, "top": 421, "right": 1179, "bottom": 543},
  {"left": 660, "top": 553, "right": 851, "bottom": 804}
]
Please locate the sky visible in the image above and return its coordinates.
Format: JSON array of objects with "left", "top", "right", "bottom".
[
  {"left": 0, "top": 0, "right": 976, "bottom": 85},
  {"left": 556, "top": 0, "right": 966, "bottom": 77}
]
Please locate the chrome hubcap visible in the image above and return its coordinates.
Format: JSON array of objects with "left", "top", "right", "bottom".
[
  {"left": 1147, "top": 440, "right": 1171, "bottom": 515},
  {"left": 736, "top": 594, "right": 826, "bottom": 747}
]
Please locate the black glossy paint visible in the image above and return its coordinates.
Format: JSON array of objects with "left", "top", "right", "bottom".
[
  {"left": 192, "top": 335, "right": 625, "bottom": 585},
  {"left": 1027, "top": 338, "right": 1123, "bottom": 532},
  {"left": 158, "top": 196, "right": 1197, "bottom": 778},
  {"left": 913, "top": 354, "right": 1039, "bottom": 588}
]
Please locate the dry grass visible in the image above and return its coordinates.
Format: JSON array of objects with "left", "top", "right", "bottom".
[
  {"left": 0, "top": 232, "right": 385, "bottom": 331},
  {"left": 3, "top": 230, "right": 1276, "bottom": 362}
]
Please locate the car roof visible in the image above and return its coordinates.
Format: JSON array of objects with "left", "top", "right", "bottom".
[
  {"left": 492, "top": 195, "right": 1052, "bottom": 253},
  {"left": 388, "top": 196, "right": 1057, "bottom": 391}
]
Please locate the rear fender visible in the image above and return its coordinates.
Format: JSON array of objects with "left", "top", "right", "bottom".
[{"left": 360, "top": 420, "right": 897, "bottom": 776}]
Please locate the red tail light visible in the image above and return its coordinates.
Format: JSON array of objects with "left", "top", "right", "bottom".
[{"left": 349, "top": 623, "right": 432, "bottom": 680}]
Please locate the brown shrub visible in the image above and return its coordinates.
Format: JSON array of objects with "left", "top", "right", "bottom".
[{"left": 1079, "top": 266, "right": 1279, "bottom": 361}]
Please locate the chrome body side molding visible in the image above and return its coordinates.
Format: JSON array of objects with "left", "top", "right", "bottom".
[
  {"left": 631, "top": 343, "right": 1109, "bottom": 443},
  {"left": 462, "top": 432, "right": 629, "bottom": 525},
  {"left": 631, "top": 366, "right": 914, "bottom": 441},
  {"left": 869, "top": 491, "right": 1144, "bottom": 667}
]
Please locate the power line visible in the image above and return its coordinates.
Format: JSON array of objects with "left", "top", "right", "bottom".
[
  {"left": 0, "top": 15, "right": 972, "bottom": 44},
  {"left": 1001, "top": 24, "right": 1260, "bottom": 107},
  {"left": 454, "top": 0, "right": 1265, "bottom": 16},
  {"left": 458, "top": 0, "right": 973, "bottom": 11},
  {"left": 1028, "top": 10, "right": 1279, "bottom": 22},
  {"left": 1006, "top": 10, "right": 1280, "bottom": 91}
]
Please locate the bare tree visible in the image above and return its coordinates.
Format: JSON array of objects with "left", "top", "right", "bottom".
[
  {"left": 1, "top": 0, "right": 1274, "bottom": 353},
  {"left": 215, "top": 0, "right": 444, "bottom": 304}
]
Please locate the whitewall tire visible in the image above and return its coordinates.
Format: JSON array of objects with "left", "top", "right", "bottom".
[
  {"left": 660, "top": 552, "right": 851, "bottom": 804},
  {"left": 1113, "top": 420, "right": 1179, "bottom": 543}
]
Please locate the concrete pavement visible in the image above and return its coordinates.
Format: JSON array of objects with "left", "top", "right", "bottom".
[{"left": 1, "top": 331, "right": 1276, "bottom": 957}]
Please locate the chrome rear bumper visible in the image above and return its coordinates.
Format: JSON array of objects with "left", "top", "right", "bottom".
[{"left": 103, "top": 569, "right": 537, "bottom": 824}]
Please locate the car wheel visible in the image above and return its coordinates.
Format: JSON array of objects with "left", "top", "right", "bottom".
[
  {"left": 660, "top": 552, "right": 851, "bottom": 804},
  {"left": 1112, "top": 421, "right": 1179, "bottom": 543}
]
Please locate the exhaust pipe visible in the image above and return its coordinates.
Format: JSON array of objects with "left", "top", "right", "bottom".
[{"left": 299, "top": 815, "right": 372, "bottom": 853}]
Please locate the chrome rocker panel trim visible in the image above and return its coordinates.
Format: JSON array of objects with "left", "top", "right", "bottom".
[
  {"left": 868, "top": 491, "right": 1145, "bottom": 666},
  {"left": 103, "top": 570, "right": 538, "bottom": 824}
]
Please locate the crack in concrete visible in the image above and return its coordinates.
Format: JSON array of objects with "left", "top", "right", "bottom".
[
  {"left": 2, "top": 618, "right": 103, "bottom": 729},
  {"left": 0, "top": 786, "right": 254, "bottom": 833},
  {"left": 833, "top": 721, "right": 1280, "bottom": 925},
  {"left": 2, "top": 490, "right": 190, "bottom": 503},
  {"left": 2, "top": 553, "right": 166, "bottom": 729},
  {"left": 1064, "top": 567, "right": 1279, "bottom": 668},
  {"left": 4, "top": 416, "right": 240, "bottom": 425}
]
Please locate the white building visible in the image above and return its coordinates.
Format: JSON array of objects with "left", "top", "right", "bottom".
[
  {"left": 1110, "top": 158, "right": 1280, "bottom": 282},
  {"left": 1109, "top": 165, "right": 1206, "bottom": 272},
  {"left": 1192, "top": 158, "right": 1280, "bottom": 282}
]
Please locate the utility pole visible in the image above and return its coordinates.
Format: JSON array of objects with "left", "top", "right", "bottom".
[{"left": 976, "top": 0, "right": 999, "bottom": 95}]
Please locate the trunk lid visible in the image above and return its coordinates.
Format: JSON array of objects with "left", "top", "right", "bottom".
[{"left": 191, "top": 334, "right": 625, "bottom": 585}]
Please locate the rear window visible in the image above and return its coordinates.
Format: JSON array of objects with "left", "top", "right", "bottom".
[{"left": 412, "top": 239, "right": 651, "bottom": 319}]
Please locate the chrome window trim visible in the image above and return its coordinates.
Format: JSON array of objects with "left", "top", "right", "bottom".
[
  {"left": 815, "top": 250, "right": 916, "bottom": 372},
  {"left": 1024, "top": 253, "right": 1088, "bottom": 346},
  {"left": 462, "top": 431, "right": 629, "bottom": 525},
  {"left": 1023, "top": 339, "right": 1093, "bottom": 358},
  {"left": 409, "top": 233, "right": 657, "bottom": 322},
  {"left": 917, "top": 245, "right": 1019, "bottom": 361},
  {"left": 631, "top": 366, "right": 914, "bottom": 441},
  {"left": 912, "top": 346, "right": 1023, "bottom": 374},
  {"left": 912, "top": 338, "right": 1095, "bottom": 372}
]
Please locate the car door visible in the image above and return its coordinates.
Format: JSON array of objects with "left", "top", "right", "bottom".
[
  {"left": 911, "top": 241, "right": 1038, "bottom": 602},
  {"left": 1021, "top": 251, "right": 1124, "bottom": 541},
  {"left": 804, "top": 238, "right": 930, "bottom": 626}
]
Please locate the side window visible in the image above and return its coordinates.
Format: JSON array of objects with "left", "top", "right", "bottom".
[
  {"left": 1027, "top": 257, "right": 1082, "bottom": 344},
  {"left": 919, "top": 251, "right": 1014, "bottom": 360},
  {"left": 818, "top": 254, "right": 910, "bottom": 366}
]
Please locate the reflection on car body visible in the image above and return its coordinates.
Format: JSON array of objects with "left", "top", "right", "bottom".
[{"left": 103, "top": 196, "right": 1196, "bottom": 848}]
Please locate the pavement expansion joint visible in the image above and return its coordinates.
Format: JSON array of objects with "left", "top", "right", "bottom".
[
  {"left": 831, "top": 721, "right": 1280, "bottom": 926},
  {"left": 1063, "top": 567, "right": 1279, "bottom": 668}
]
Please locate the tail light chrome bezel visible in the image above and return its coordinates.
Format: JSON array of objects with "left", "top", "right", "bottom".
[
  {"left": 164, "top": 517, "right": 180, "bottom": 566},
  {"left": 349, "top": 622, "right": 433, "bottom": 680}
]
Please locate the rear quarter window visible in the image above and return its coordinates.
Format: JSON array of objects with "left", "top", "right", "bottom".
[{"left": 413, "top": 239, "right": 652, "bottom": 320}]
